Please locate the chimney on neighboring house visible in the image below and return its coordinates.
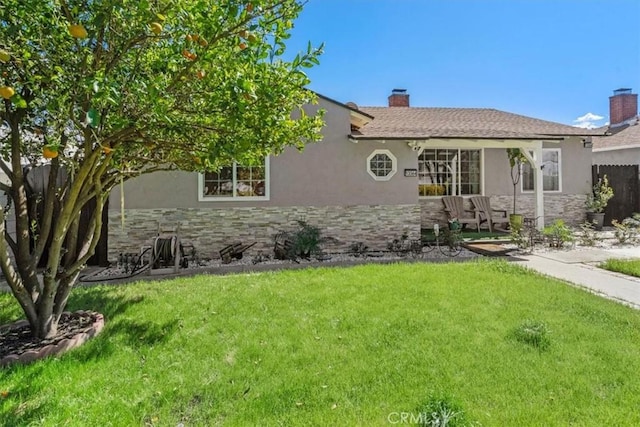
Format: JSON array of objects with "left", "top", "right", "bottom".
[
  {"left": 388, "top": 88, "right": 410, "bottom": 107},
  {"left": 609, "top": 88, "right": 638, "bottom": 127}
]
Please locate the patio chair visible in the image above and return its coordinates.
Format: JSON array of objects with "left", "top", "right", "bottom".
[
  {"left": 470, "top": 196, "right": 510, "bottom": 232},
  {"left": 441, "top": 196, "right": 480, "bottom": 231}
]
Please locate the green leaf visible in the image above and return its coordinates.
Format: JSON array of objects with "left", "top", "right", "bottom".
[
  {"left": 11, "top": 94, "right": 27, "bottom": 109},
  {"left": 86, "top": 108, "right": 100, "bottom": 127}
]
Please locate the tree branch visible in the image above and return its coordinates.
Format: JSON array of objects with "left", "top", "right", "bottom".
[{"left": 0, "top": 206, "right": 38, "bottom": 327}]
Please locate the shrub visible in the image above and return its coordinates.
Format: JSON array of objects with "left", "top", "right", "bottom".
[
  {"left": 274, "top": 220, "right": 325, "bottom": 260},
  {"left": 543, "top": 219, "right": 574, "bottom": 248},
  {"left": 416, "top": 395, "right": 469, "bottom": 427},
  {"left": 612, "top": 214, "right": 640, "bottom": 244},
  {"left": 387, "top": 231, "right": 422, "bottom": 257},
  {"left": 512, "top": 319, "right": 550, "bottom": 351},
  {"left": 509, "top": 222, "right": 530, "bottom": 250},
  {"left": 349, "top": 241, "right": 369, "bottom": 257},
  {"left": 586, "top": 175, "right": 614, "bottom": 213},
  {"left": 289, "top": 220, "right": 324, "bottom": 259},
  {"left": 577, "top": 221, "right": 600, "bottom": 247}
]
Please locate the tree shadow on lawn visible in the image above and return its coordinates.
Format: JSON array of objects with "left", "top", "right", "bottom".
[{"left": 1, "top": 287, "right": 180, "bottom": 425}]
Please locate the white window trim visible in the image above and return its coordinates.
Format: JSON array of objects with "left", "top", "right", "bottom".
[
  {"left": 367, "top": 149, "right": 397, "bottom": 181},
  {"left": 198, "top": 157, "right": 270, "bottom": 202},
  {"left": 521, "top": 148, "right": 562, "bottom": 194},
  {"left": 417, "top": 147, "right": 484, "bottom": 198}
]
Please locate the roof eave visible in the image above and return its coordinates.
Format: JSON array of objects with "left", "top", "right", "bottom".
[{"left": 348, "top": 135, "right": 567, "bottom": 141}]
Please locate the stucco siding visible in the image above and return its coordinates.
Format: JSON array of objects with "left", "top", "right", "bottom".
[
  {"left": 109, "top": 97, "right": 418, "bottom": 210},
  {"left": 483, "top": 138, "right": 592, "bottom": 197},
  {"left": 593, "top": 148, "right": 640, "bottom": 166}
]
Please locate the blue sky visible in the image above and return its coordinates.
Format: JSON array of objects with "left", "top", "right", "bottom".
[{"left": 287, "top": 0, "right": 640, "bottom": 128}]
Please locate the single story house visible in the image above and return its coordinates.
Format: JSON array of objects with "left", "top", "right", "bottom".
[{"left": 107, "top": 89, "right": 601, "bottom": 260}]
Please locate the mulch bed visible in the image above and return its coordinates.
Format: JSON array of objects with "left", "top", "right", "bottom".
[{"left": 0, "top": 311, "right": 104, "bottom": 368}]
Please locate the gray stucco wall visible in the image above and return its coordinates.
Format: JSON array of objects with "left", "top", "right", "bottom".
[
  {"left": 483, "top": 138, "right": 592, "bottom": 197},
  {"left": 110, "top": 97, "right": 418, "bottom": 209},
  {"left": 593, "top": 148, "right": 640, "bottom": 166}
]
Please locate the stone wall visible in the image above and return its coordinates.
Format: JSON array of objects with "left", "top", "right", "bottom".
[
  {"left": 419, "top": 194, "right": 589, "bottom": 229},
  {"left": 108, "top": 204, "right": 422, "bottom": 261}
]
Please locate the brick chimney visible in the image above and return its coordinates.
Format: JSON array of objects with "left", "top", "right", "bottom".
[
  {"left": 388, "top": 88, "right": 410, "bottom": 107},
  {"left": 609, "top": 88, "right": 638, "bottom": 126}
]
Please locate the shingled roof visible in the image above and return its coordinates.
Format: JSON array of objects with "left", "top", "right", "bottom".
[
  {"left": 351, "top": 107, "right": 604, "bottom": 140},
  {"left": 592, "top": 117, "right": 640, "bottom": 151}
]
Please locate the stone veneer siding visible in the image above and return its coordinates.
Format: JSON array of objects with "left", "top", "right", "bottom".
[
  {"left": 419, "top": 194, "right": 589, "bottom": 229},
  {"left": 108, "top": 204, "right": 421, "bottom": 261}
]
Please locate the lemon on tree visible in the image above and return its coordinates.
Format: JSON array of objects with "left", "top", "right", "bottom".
[
  {"left": 68, "top": 24, "right": 88, "bottom": 38},
  {"left": 0, "top": 86, "right": 15, "bottom": 99}
]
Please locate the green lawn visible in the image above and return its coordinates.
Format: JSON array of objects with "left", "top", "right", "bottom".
[
  {"left": 2, "top": 260, "right": 640, "bottom": 426},
  {"left": 600, "top": 258, "right": 640, "bottom": 278}
]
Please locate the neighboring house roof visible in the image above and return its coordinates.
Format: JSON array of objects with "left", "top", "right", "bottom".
[
  {"left": 351, "top": 107, "right": 604, "bottom": 140},
  {"left": 592, "top": 116, "right": 640, "bottom": 151}
]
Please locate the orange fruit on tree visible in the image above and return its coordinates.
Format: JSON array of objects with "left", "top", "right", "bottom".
[
  {"left": 42, "top": 146, "right": 59, "bottom": 159},
  {"left": 102, "top": 145, "right": 113, "bottom": 154},
  {"left": 196, "top": 70, "right": 205, "bottom": 79},
  {"left": 246, "top": 3, "right": 254, "bottom": 12},
  {"left": 68, "top": 24, "right": 88, "bottom": 39},
  {"left": 238, "top": 29, "right": 248, "bottom": 39},
  {"left": 198, "top": 38, "right": 208, "bottom": 47},
  {"left": 238, "top": 42, "right": 247, "bottom": 50},
  {"left": 186, "top": 34, "right": 193, "bottom": 42},
  {"left": 0, "top": 86, "right": 15, "bottom": 99},
  {"left": 150, "top": 22, "right": 163, "bottom": 35}
]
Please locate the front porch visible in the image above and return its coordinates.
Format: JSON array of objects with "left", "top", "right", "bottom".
[{"left": 419, "top": 193, "right": 589, "bottom": 230}]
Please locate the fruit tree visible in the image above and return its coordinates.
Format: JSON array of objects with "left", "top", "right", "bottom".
[{"left": 0, "top": 0, "right": 324, "bottom": 339}]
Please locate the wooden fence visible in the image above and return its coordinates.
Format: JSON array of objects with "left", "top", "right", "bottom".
[{"left": 592, "top": 164, "right": 640, "bottom": 226}]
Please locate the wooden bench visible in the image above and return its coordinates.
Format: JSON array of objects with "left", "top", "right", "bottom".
[{"left": 219, "top": 242, "right": 256, "bottom": 264}]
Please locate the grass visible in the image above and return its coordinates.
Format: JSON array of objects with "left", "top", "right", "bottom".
[
  {"left": 600, "top": 258, "right": 640, "bottom": 278},
  {"left": 2, "top": 260, "right": 640, "bottom": 425}
]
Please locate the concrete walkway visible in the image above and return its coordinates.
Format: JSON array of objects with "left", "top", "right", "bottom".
[{"left": 514, "top": 247, "right": 640, "bottom": 309}]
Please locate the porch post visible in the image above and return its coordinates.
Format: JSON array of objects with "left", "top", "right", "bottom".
[
  {"left": 532, "top": 143, "right": 544, "bottom": 230},
  {"left": 522, "top": 143, "right": 544, "bottom": 230}
]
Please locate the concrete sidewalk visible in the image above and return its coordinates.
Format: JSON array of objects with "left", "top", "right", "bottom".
[{"left": 514, "top": 247, "right": 640, "bottom": 309}]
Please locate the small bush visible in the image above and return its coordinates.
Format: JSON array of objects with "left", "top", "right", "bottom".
[
  {"left": 512, "top": 319, "right": 551, "bottom": 350},
  {"left": 577, "top": 221, "right": 599, "bottom": 247},
  {"left": 416, "top": 395, "right": 470, "bottom": 427},
  {"left": 349, "top": 241, "right": 369, "bottom": 257},
  {"left": 509, "top": 224, "right": 530, "bottom": 250},
  {"left": 612, "top": 214, "right": 640, "bottom": 244},
  {"left": 274, "top": 220, "right": 325, "bottom": 260},
  {"left": 387, "top": 231, "right": 422, "bottom": 257},
  {"left": 543, "top": 219, "right": 573, "bottom": 248}
]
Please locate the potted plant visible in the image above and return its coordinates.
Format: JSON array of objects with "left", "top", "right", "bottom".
[
  {"left": 507, "top": 148, "right": 528, "bottom": 229},
  {"left": 585, "top": 174, "right": 614, "bottom": 230}
]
